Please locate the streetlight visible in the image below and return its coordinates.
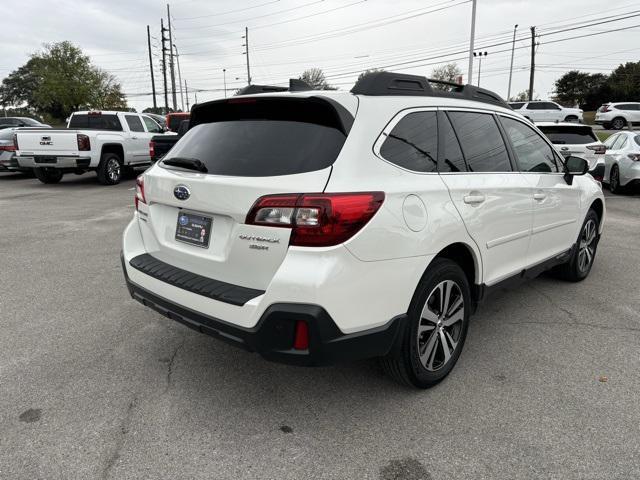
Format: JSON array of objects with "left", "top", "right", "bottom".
[
  {"left": 474, "top": 51, "right": 488, "bottom": 87},
  {"left": 223, "top": 69, "right": 227, "bottom": 98},
  {"left": 507, "top": 24, "right": 519, "bottom": 101},
  {"left": 467, "top": 0, "right": 478, "bottom": 84}
]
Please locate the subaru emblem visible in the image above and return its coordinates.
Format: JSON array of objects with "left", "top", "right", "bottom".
[{"left": 174, "top": 185, "right": 190, "bottom": 200}]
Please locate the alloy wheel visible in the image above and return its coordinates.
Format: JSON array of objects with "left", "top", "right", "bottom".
[
  {"left": 107, "top": 158, "right": 121, "bottom": 183},
  {"left": 578, "top": 219, "right": 597, "bottom": 273},
  {"left": 417, "top": 280, "right": 464, "bottom": 371},
  {"left": 612, "top": 118, "right": 625, "bottom": 130}
]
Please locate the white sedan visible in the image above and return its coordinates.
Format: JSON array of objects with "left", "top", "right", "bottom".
[{"left": 602, "top": 131, "right": 640, "bottom": 194}]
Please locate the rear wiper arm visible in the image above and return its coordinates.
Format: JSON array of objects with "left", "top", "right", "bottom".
[{"left": 162, "top": 157, "right": 208, "bottom": 173}]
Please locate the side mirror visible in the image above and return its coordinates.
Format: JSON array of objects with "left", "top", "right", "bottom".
[{"left": 563, "top": 156, "right": 589, "bottom": 185}]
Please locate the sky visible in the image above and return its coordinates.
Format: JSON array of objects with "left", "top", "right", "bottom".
[{"left": 1, "top": 0, "right": 639, "bottom": 112}]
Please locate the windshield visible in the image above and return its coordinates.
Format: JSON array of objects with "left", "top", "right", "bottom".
[{"left": 538, "top": 126, "right": 597, "bottom": 145}]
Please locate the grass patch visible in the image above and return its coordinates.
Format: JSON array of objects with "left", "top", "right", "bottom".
[
  {"left": 583, "top": 111, "right": 596, "bottom": 125},
  {"left": 596, "top": 131, "right": 612, "bottom": 142}
]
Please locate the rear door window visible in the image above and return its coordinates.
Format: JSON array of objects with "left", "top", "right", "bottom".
[
  {"left": 163, "top": 98, "right": 349, "bottom": 177},
  {"left": 379, "top": 111, "right": 438, "bottom": 172},
  {"left": 501, "top": 117, "right": 559, "bottom": 173},
  {"left": 125, "top": 115, "right": 145, "bottom": 132},
  {"left": 68, "top": 114, "right": 122, "bottom": 131},
  {"left": 509, "top": 102, "right": 525, "bottom": 110},
  {"left": 448, "top": 111, "right": 512, "bottom": 172},
  {"left": 617, "top": 104, "right": 639, "bottom": 111},
  {"left": 438, "top": 113, "right": 467, "bottom": 172},
  {"left": 537, "top": 125, "right": 598, "bottom": 145}
]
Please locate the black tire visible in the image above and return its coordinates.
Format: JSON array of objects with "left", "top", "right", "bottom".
[
  {"left": 564, "top": 115, "right": 579, "bottom": 123},
  {"left": 553, "top": 209, "right": 600, "bottom": 282},
  {"left": 611, "top": 117, "right": 626, "bottom": 130},
  {"left": 34, "top": 167, "right": 63, "bottom": 184},
  {"left": 609, "top": 164, "right": 624, "bottom": 194},
  {"left": 96, "top": 153, "right": 122, "bottom": 185},
  {"left": 380, "top": 258, "right": 471, "bottom": 389}
]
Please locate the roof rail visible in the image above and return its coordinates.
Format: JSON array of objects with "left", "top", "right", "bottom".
[
  {"left": 236, "top": 78, "right": 313, "bottom": 96},
  {"left": 350, "top": 71, "right": 509, "bottom": 109}
]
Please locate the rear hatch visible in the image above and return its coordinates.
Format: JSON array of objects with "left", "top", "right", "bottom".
[
  {"left": 137, "top": 95, "right": 355, "bottom": 291},
  {"left": 537, "top": 124, "right": 602, "bottom": 168}
]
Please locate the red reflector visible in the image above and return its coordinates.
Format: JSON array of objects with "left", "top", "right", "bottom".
[
  {"left": 149, "top": 141, "right": 155, "bottom": 159},
  {"left": 293, "top": 321, "right": 309, "bottom": 350}
]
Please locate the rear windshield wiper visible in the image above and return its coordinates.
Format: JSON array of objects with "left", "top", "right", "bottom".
[{"left": 162, "top": 157, "right": 208, "bottom": 173}]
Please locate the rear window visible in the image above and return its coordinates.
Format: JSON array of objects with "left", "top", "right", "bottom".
[
  {"left": 162, "top": 98, "right": 350, "bottom": 177},
  {"left": 537, "top": 126, "right": 597, "bottom": 145},
  {"left": 68, "top": 114, "right": 122, "bottom": 131},
  {"left": 509, "top": 102, "right": 525, "bottom": 110}
]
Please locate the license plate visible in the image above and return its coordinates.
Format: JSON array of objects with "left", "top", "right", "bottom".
[
  {"left": 35, "top": 156, "right": 57, "bottom": 164},
  {"left": 175, "top": 212, "right": 212, "bottom": 248}
]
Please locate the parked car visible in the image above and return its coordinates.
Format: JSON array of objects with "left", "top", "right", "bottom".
[
  {"left": 601, "top": 131, "right": 640, "bottom": 193},
  {"left": 595, "top": 102, "right": 640, "bottom": 130},
  {"left": 145, "top": 113, "right": 167, "bottom": 130},
  {"left": 150, "top": 119, "right": 189, "bottom": 162},
  {"left": 15, "top": 111, "right": 166, "bottom": 185},
  {"left": 0, "top": 117, "right": 50, "bottom": 130},
  {"left": 537, "top": 122, "right": 605, "bottom": 181},
  {"left": 509, "top": 101, "right": 583, "bottom": 123},
  {"left": 0, "top": 127, "right": 55, "bottom": 173},
  {"left": 166, "top": 112, "right": 190, "bottom": 132},
  {"left": 121, "top": 73, "right": 604, "bottom": 389}
]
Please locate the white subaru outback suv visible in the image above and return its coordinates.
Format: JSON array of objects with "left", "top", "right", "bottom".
[{"left": 121, "top": 73, "right": 605, "bottom": 388}]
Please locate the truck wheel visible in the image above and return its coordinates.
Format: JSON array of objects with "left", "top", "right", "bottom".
[
  {"left": 34, "top": 168, "right": 63, "bottom": 184},
  {"left": 97, "top": 153, "right": 122, "bottom": 185},
  {"left": 380, "top": 258, "right": 471, "bottom": 389}
]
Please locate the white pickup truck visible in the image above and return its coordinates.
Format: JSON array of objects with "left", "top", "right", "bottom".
[{"left": 15, "top": 111, "right": 169, "bottom": 185}]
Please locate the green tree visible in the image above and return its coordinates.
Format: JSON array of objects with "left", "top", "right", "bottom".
[
  {"left": 607, "top": 61, "right": 640, "bottom": 100},
  {"left": 0, "top": 41, "right": 127, "bottom": 121},
  {"left": 299, "top": 68, "right": 335, "bottom": 90},
  {"left": 430, "top": 63, "right": 462, "bottom": 90},
  {"left": 357, "top": 68, "right": 385, "bottom": 82}
]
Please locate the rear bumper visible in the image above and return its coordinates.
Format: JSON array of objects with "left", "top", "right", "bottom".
[
  {"left": 121, "top": 252, "right": 405, "bottom": 366},
  {"left": 17, "top": 156, "right": 92, "bottom": 168},
  {"left": 0, "top": 156, "right": 23, "bottom": 171},
  {"left": 589, "top": 160, "right": 605, "bottom": 181}
]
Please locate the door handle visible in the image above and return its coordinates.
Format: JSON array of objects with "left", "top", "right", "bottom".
[
  {"left": 463, "top": 193, "right": 486, "bottom": 204},
  {"left": 533, "top": 192, "right": 547, "bottom": 201},
  {"left": 131, "top": 136, "right": 138, "bottom": 139}
]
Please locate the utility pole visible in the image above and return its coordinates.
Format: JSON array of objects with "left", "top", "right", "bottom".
[
  {"left": 146, "top": 25, "right": 157, "bottom": 109},
  {"left": 242, "top": 27, "right": 251, "bottom": 85},
  {"left": 507, "top": 24, "right": 518, "bottom": 101},
  {"left": 173, "top": 44, "right": 184, "bottom": 111},
  {"left": 223, "top": 69, "right": 227, "bottom": 98},
  {"left": 185, "top": 80, "right": 189, "bottom": 111},
  {"left": 160, "top": 18, "right": 169, "bottom": 112},
  {"left": 167, "top": 4, "right": 177, "bottom": 111},
  {"left": 528, "top": 26, "right": 536, "bottom": 101},
  {"left": 467, "top": 0, "right": 477, "bottom": 85},
  {"left": 474, "top": 51, "right": 488, "bottom": 87}
]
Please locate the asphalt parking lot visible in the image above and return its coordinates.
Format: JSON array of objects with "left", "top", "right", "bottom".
[{"left": 1, "top": 171, "right": 639, "bottom": 480}]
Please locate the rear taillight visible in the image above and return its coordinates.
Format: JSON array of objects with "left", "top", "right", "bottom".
[
  {"left": 601, "top": 105, "right": 611, "bottom": 113},
  {"left": 135, "top": 175, "right": 146, "bottom": 210},
  {"left": 77, "top": 134, "right": 90, "bottom": 151},
  {"left": 149, "top": 141, "right": 155, "bottom": 159},
  {"left": 587, "top": 145, "right": 606, "bottom": 155},
  {"left": 0, "top": 145, "right": 16, "bottom": 152},
  {"left": 628, "top": 154, "right": 640, "bottom": 162},
  {"left": 246, "top": 192, "right": 385, "bottom": 247},
  {"left": 13, "top": 133, "right": 19, "bottom": 150}
]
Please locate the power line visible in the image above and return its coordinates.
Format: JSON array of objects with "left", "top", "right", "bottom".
[{"left": 175, "top": 0, "right": 281, "bottom": 21}]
